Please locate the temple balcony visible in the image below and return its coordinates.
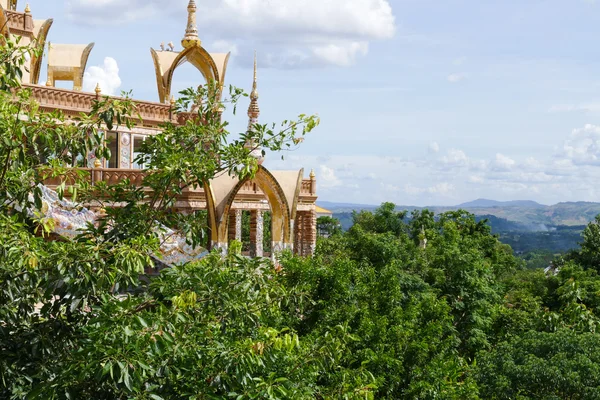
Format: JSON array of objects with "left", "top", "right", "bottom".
[{"left": 42, "top": 167, "right": 317, "bottom": 210}]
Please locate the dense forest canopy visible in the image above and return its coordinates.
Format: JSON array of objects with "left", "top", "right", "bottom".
[{"left": 2, "top": 37, "right": 600, "bottom": 399}]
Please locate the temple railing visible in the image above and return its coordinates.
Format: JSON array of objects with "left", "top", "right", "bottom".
[
  {"left": 300, "top": 179, "right": 316, "bottom": 195},
  {"left": 43, "top": 168, "right": 316, "bottom": 200},
  {"left": 6, "top": 10, "right": 33, "bottom": 36},
  {"left": 23, "top": 84, "right": 173, "bottom": 128}
]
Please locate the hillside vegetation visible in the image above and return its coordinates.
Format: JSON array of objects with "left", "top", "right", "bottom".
[{"left": 321, "top": 199, "right": 600, "bottom": 227}]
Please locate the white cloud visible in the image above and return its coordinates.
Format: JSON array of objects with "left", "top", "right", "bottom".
[
  {"left": 405, "top": 182, "right": 455, "bottom": 196},
  {"left": 428, "top": 141, "right": 440, "bottom": 153},
  {"left": 67, "top": 0, "right": 396, "bottom": 68},
  {"left": 211, "top": 40, "right": 239, "bottom": 56},
  {"left": 440, "top": 148, "right": 469, "bottom": 168},
  {"left": 548, "top": 103, "right": 600, "bottom": 114},
  {"left": 312, "top": 42, "right": 368, "bottom": 67},
  {"left": 83, "top": 57, "right": 122, "bottom": 95},
  {"left": 561, "top": 124, "right": 600, "bottom": 166},
  {"left": 318, "top": 165, "right": 342, "bottom": 188},
  {"left": 262, "top": 122, "right": 600, "bottom": 206},
  {"left": 493, "top": 153, "right": 516, "bottom": 171},
  {"left": 523, "top": 157, "right": 542, "bottom": 171},
  {"left": 447, "top": 73, "right": 467, "bottom": 83}
]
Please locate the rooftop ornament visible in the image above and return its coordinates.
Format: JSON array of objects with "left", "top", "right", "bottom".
[{"left": 181, "top": 0, "right": 201, "bottom": 49}]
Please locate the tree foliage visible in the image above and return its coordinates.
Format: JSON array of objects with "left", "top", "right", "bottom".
[{"left": 3, "top": 37, "right": 600, "bottom": 399}]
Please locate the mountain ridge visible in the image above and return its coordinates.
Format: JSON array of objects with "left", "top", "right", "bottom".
[{"left": 317, "top": 199, "right": 600, "bottom": 227}]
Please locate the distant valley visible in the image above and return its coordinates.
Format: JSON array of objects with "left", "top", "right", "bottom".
[
  {"left": 318, "top": 198, "right": 600, "bottom": 229},
  {"left": 318, "top": 198, "right": 600, "bottom": 256}
]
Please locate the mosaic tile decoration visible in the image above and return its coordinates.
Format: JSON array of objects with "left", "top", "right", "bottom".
[{"left": 30, "top": 184, "right": 208, "bottom": 266}]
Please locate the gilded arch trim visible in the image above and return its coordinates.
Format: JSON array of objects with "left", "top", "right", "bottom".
[
  {"left": 0, "top": 5, "right": 10, "bottom": 44},
  {"left": 202, "top": 180, "right": 219, "bottom": 249},
  {"left": 150, "top": 48, "right": 167, "bottom": 103},
  {"left": 30, "top": 18, "right": 53, "bottom": 85},
  {"left": 290, "top": 168, "right": 304, "bottom": 221},
  {"left": 165, "top": 47, "right": 219, "bottom": 100},
  {"left": 214, "top": 166, "right": 293, "bottom": 248}
]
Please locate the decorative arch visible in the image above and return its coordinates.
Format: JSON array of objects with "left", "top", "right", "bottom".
[
  {"left": 151, "top": 45, "right": 230, "bottom": 104},
  {"left": 207, "top": 166, "right": 293, "bottom": 252},
  {"left": 30, "top": 18, "right": 53, "bottom": 84},
  {"left": 202, "top": 179, "right": 219, "bottom": 250},
  {"left": 46, "top": 42, "right": 94, "bottom": 90},
  {"left": 0, "top": 5, "right": 10, "bottom": 44}
]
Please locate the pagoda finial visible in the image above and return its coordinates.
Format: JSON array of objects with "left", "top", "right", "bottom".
[
  {"left": 181, "top": 0, "right": 201, "bottom": 49},
  {"left": 248, "top": 51, "right": 260, "bottom": 118},
  {"left": 95, "top": 82, "right": 101, "bottom": 95},
  {"left": 245, "top": 51, "right": 264, "bottom": 165},
  {"left": 310, "top": 169, "right": 316, "bottom": 179},
  {"left": 24, "top": 3, "right": 31, "bottom": 14}
]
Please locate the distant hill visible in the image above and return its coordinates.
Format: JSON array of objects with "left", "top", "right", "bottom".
[
  {"left": 316, "top": 201, "right": 378, "bottom": 212},
  {"left": 319, "top": 198, "right": 600, "bottom": 229},
  {"left": 458, "top": 199, "right": 544, "bottom": 208}
]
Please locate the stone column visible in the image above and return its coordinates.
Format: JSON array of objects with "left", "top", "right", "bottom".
[
  {"left": 294, "top": 213, "right": 303, "bottom": 255},
  {"left": 300, "top": 209, "right": 317, "bottom": 256},
  {"left": 308, "top": 209, "right": 317, "bottom": 255},
  {"left": 235, "top": 209, "right": 242, "bottom": 241},
  {"left": 249, "top": 210, "right": 264, "bottom": 257},
  {"left": 119, "top": 133, "right": 131, "bottom": 169},
  {"left": 228, "top": 211, "right": 237, "bottom": 242}
]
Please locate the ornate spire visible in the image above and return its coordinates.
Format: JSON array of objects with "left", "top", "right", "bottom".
[
  {"left": 246, "top": 52, "right": 264, "bottom": 165},
  {"left": 95, "top": 82, "right": 101, "bottom": 95},
  {"left": 181, "top": 0, "right": 201, "bottom": 49},
  {"left": 24, "top": 3, "right": 31, "bottom": 13},
  {"left": 248, "top": 51, "right": 260, "bottom": 119}
]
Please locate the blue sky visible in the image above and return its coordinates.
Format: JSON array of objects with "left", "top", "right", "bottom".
[{"left": 23, "top": 0, "right": 600, "bottom": 206}]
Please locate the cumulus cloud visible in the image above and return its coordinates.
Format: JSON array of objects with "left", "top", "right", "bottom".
[
  {"left": 447, "top": 73, "right": 467, "bottom": 83},
  {"left": 493, "top": 153, "right": 516, "bottom": 171},
  {"left": 264, "top": 122, "right": 600, "bottom": 206},
  {"left": 428, "top": 141, "right": 440, "bottom": 153},
  {"left": 82, "top": 57, "right": 122, "bottom": 95},
  {"left": 561, "top": 124, "right": 600, "bottom": 166},
  {"left": 318, "top": 165, "right": 342, "bottom": 188},
  {"left": 405, "top": 182, "right": 455, "bottom": 197},
  {"left": 440, "top": 148, "right": 469, "bottom": 168},
  {"left": 66, "top": 0, "right": 396, "bottom": 68},
  {"left": 312, "top": 42, "right": 369, "bottom": 67}
]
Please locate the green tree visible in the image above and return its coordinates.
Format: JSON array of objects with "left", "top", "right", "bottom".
[
  {"left": 0, "top": 37, "right": 365, "bottom": 399},
  {"left": 316, "top": 215, "right": 342, "bottom": 237},
  {"left": 476, "top": 329, "right": 600, "bottom": 399}
]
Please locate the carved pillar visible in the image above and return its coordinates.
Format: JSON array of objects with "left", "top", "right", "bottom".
[
  {"left": 308, "top": 209, "right": 317, "bottom": 254},
  {"left": 228, "top": 211, "right": 237, "bottom": 242},
  {"left": 228, "top": 209, "right": 243, "bottom": 242},
  {"left": 235, "top": 209, "right": 242, "bottom": 241},
  {"left": 120, "top": 133, "right": 131, "bottom": 168},
  {"left": 299, "top": 210, "right": 316, "bottom": 256},
  {"left": 250, "top": 210, "right": 264, "bottom": 257},
  {"left": 294, "top": 212, "right": 303, "bottom": 255}
]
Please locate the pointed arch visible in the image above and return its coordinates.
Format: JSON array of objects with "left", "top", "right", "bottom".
[
  {"left": 206, "top": 166, "right": 293, "bottom": 251},
  {"left": 203, "top": 180, "right": 219, "bottom": 250},
  {"left": 0, "top": 5, "right": 10, "bottom": 44},
  {"left": 30, "top": 18, "right": 53, "bottom": 84},
  {"left": 151, "top": 45, "right": 230, "bottom": 103}
]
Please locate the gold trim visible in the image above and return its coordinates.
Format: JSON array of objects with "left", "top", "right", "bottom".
[{"left": 30, "top": 18, "right": 53, "bottom": 84}]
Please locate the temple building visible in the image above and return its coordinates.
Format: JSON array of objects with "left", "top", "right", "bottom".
[{"left": 0, "top": 0, "right": 318, "bottom": 257}]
